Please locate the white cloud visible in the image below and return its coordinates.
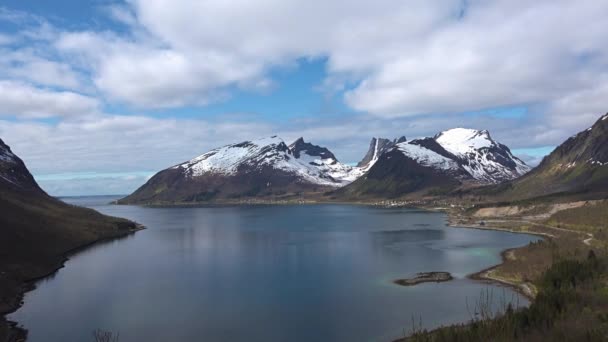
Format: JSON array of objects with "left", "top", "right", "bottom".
[
  {"left": 1, "top": 0, "right": 608, "bottom": 195},
  {"left": 0, "top": 115, "right": 274, "bottom": 176},
  {"left": 0, "top": 48, "right": 83, "bottom": 89},
  {"left": 0, "top": 81, "right": 99, "bottom": 118},
  {"left": 103, "top": 4, "right": 137, "bottom": 27},
  {"left": 343, "top": 1, "right": 608, "bottom": 117},
  {"left": 49, "top": 0, "right": 608, "bottom": 122},
  {"left": 3, "top": 106, "right": 604, "bottom": 195}
]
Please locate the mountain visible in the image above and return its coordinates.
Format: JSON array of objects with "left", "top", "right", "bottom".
[
  {"left": 337, "top": 128, "right": 529, "bottom": 199},
  {"left": 119, "top": 136, "right": 363, "bottom": 204},
  {"left": 0, "top": 138, "right": 43, "bottom": 193},
  {"left": 357, "top": 136, "right": 407, "bottom": 170},
  {"left": 0, "top": 138, "right": 138, "bottom": 341},
  {"left": 479, "top": 113, "right": 608, "bottom": 201},
  {"left": 434, "top": 128, "right": 530, "bottom": 183}
]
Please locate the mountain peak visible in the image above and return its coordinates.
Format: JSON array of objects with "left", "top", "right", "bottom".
[
  {"left": 435, "top": 128, "right": 494, "bottom": 155},
  {"left": 0, "top": 137, "right": 44, "bottom": 192},
  {"left": 288, "top": 137, "right": 337, "bottom": 161},
  {"left": 394, "top": 136, "right": 407, "bottom": 144},
  {"left": 357, "top": 136, "right": 405, "bottom": 169},
  {"left": 250, "top": 135, "right": 285, "bottom": 146}
]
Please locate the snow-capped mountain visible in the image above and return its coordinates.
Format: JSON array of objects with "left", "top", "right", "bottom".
[
  {"left": 288, "top": 137, "right": 364, "bottom": 184},
  {"left": 357, "top": 136, "right": 407, "bottom": 170},
  {"left": 354, "top": 129, "right": 528, "bottom": 184},
  {"left": 373, "top": 128, "right": 529, "bottom": 184},
  {"left": 174, "top": 136, "right": 361, "bottom": 186},
  {"left": 338, "top": 128, "right": 530, "bottom": 199},
  {"left": 119, "top": 136, "right": 362, "bottom": 203},
  {"left": 434, "top": 128, "right": 530, "bottom": 183},
  {"left": 121, "top": 128, "right": 529, "bottom": 203}
]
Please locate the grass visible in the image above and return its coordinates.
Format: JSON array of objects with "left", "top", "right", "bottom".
[
  {"left": 402, "top": 198, "right": 608, "bottom": 341},
  {"left": 403, "top": 253, "right": 608, "bottom": 341},
  {"left": 546, "top": 201, "right": 608, "bottom": 239}
]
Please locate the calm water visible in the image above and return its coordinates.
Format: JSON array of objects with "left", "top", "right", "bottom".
[{"left": 10, "top": 196, "right": 540, "bottom": 342}]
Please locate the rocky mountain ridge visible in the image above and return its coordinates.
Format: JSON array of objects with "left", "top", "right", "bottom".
[{"left": 121, "top": 128, "right": 530, "bottom": 203}]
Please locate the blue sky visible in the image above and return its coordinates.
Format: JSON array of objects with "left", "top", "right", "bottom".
[{"left": 0, "top": 0, "right": 607, "bottom": 196}]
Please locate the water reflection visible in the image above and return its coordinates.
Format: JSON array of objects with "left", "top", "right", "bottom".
[{"left": 10, "top": 198, "right": 540, "bottom": 342}]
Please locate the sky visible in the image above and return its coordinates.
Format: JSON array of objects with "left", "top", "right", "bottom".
[{"left": 0, "top": 0, "right": 607, "bottom": 196}]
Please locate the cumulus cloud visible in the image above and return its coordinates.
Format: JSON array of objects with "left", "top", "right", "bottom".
[
  {"left": 0, "top": 1, "right": 607, "bottom": 194},
  {"left": 48, "top": 0, "right": 608, "bottom": 122},
  {"left": 0, "top": 81, "right": 99, "bottom": 118},
  {"left": 1, "top": 106, "right": 603, "bottom": 195},
  {"left": 0, "top": 115, "right": 275, "bottom": 175},
  {"left": 0, "top": 48, "right": 83, "bottom": 89}
]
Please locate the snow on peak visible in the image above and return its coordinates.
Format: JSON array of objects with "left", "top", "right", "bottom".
[
  {"left": 174, "top": 136, "right": 363, "bottom": 187},
  {"left": 385, "top": 128, "right": 531, "bottom": 183},
  {"left": 433, "top": 128, "right": 530, "bottom": 182},
  {"left": 175, "top": 136, "right": 288, "bottom": 176},
  {"left": 396, "top": 141, "right": 459, "bottom": 171},
  {"left": 435, "top": 128, "right": 493, "bottom": 155}
]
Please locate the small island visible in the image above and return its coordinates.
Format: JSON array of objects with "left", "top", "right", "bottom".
[{"left": 393, "top": 272, "right": 453, "bottom": 286}]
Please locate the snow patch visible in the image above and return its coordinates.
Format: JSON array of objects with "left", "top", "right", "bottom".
[
  {"left": 434, "top": 128, "right": 530, "bottom": 183},
  {"left": 396, "top": 142, "right": 459, "bottom": 171},
  {"left": 589, "top": 159, "right": 607, "bottom": 166},
  {"left": 435, "top": 128, "right": 492, "bottom": 155},
  {"left": 175, "top": 136, "right": 363, "bottom": 187}
]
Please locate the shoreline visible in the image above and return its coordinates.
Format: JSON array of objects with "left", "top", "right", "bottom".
[
  {"left": 4, "top": 201, "right": 545, "bottom": 342},
  {"left": 121, "top": 200, "right": 540, "bottom": 292},
  {"left": 1, "top": 224, "right": 145, "bottom": 341},
  {"left": 466, "top": 248, "right": 536, "bottom": 300},
  {"left": 121, "top": 198, "right": 541, "bottom": 299},
  {"left": 120, "top": 200, "right": 542, "bottom": 302},
  {"left": 446, "top": 218, "right": 546, "bottom": 301}
]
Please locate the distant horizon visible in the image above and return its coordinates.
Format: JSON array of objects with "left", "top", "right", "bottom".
[
  {"left": 1, "top": 0, "right": 605, "bottom": 195},
  {"left": 29, "top": 130, "right": 557, "bottom": 197}
]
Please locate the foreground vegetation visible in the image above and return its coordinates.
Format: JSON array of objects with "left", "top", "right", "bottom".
[
  {"left": 400, "top": 199, "right": 608, "bottom": 341},
  {"left": 404, "top": 253, "right": 607, "bottom": 341}
]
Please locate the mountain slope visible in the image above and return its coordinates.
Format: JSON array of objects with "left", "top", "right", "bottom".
[
  {"left": 337, "top": 146, "right": 466, "bottom": 199},
  {"left": 337, "top": 129, "right": 529, "bottom": 199},
  {"left": 119, "top": 136, "right": 362, "bottom": 204},
  {"left": 357, "top": 136, "right": 407, "bottom": 171},
  {"left": 0, "top": 138, "right": 43, "bottom": 193},
  {"left": 435, "top": 128, "right": 530, "bottom": 183},
  {"left": 480, "top": 113, "right": 608, "bottom": 201},
  {"left": 0, "top": 138, "right": 139, "bottom": 341}
]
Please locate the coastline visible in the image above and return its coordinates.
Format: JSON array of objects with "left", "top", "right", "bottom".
[
  {"left": 445, "top": 217, "right": 546, "bottom": 301},
  {"left": 1, "top": 224, "right": 145, "bottom": 342},
  {"left": 466, "top": 248, "right": 536, "bottom": 300},
  {"left": 121, "top": 198, "right": 543, "bottom": 300},
  {"left": 4, "top": 201, "right": 554, "bottom": 342},
  {"left": 123, "top": 199, "right": 542, "bottom": 301}
]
